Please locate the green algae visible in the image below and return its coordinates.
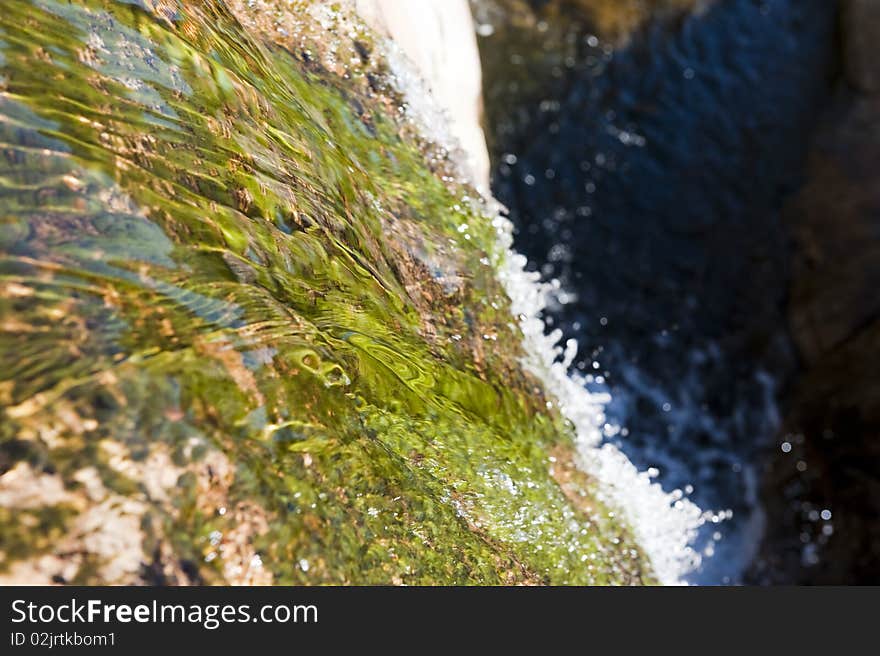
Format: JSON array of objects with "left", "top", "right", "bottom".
[{"left": 0, "top": 0, "right": 653, "bottom": 584}]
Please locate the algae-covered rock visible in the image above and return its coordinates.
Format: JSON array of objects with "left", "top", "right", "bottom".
[{"left": 0, "top": 0, "right": 653, "bottom": 584}]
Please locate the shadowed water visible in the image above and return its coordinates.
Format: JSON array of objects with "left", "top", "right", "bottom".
[{"left": 479, "top": 0, "right": 838, "bottom": 582}]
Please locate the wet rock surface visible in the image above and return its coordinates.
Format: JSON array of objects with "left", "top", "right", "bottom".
[
  {"left": 842, "top": 0, "right": 880, "bottom": 93},
  {"left": 749, "top": 53, "right": 880, "bottom": 583}
]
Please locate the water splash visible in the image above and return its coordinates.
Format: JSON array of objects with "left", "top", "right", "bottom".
[
  {"left": 473, "top": 0, "right": 837, "bottom": 584},
  {"left": 368, "top": 24, "right": 708, "bottom": 583},
  {"left": 492, "top": 220, "right": 708, "bottom": 584}
]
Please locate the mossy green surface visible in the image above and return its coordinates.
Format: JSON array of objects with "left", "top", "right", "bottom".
[{"left": 0, "top": 0, "right": 652, "bottom": 584}]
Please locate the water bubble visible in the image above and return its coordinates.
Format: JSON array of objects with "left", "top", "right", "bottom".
[{"left": 476, "top": 23, "right": 495, "bottom": 37}]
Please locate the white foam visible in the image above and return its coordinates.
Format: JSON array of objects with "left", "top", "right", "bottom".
[
  {"left": 489, "top": 209, "right": 707, "bottom": 584},
  {"left": 350, "top": 2, "right": 708, "bottom": 585}
]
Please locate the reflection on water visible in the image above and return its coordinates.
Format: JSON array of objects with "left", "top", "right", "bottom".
[{"left": 479, "top": 0, "right": 838, "bottom": 582}]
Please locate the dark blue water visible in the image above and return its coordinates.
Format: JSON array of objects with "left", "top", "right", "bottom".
[{"left": 481, "top": 0, "right": 839, "bottom": 582}]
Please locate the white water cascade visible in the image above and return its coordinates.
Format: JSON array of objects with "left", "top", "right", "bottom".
[{"left": 347, "top": 0, "right": 713, "bottom": 584}]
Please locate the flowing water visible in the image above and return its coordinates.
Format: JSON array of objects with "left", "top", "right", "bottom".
[
  {"left": 478, "top": 0, "right": 838, "bottom": 583},
  {"left": 0, "top": 0, "right": 709, "bottom": 584}
]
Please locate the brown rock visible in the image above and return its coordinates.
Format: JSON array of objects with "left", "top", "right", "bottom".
[
  {"left": 786, "top": 95, "right": 880, "bottom": 363},
  {"left": 752, "top": 91, "right": 880, "bottom": 583},
  {"left": 843, "top": 0, "right": 880, "bottom": 93}
]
